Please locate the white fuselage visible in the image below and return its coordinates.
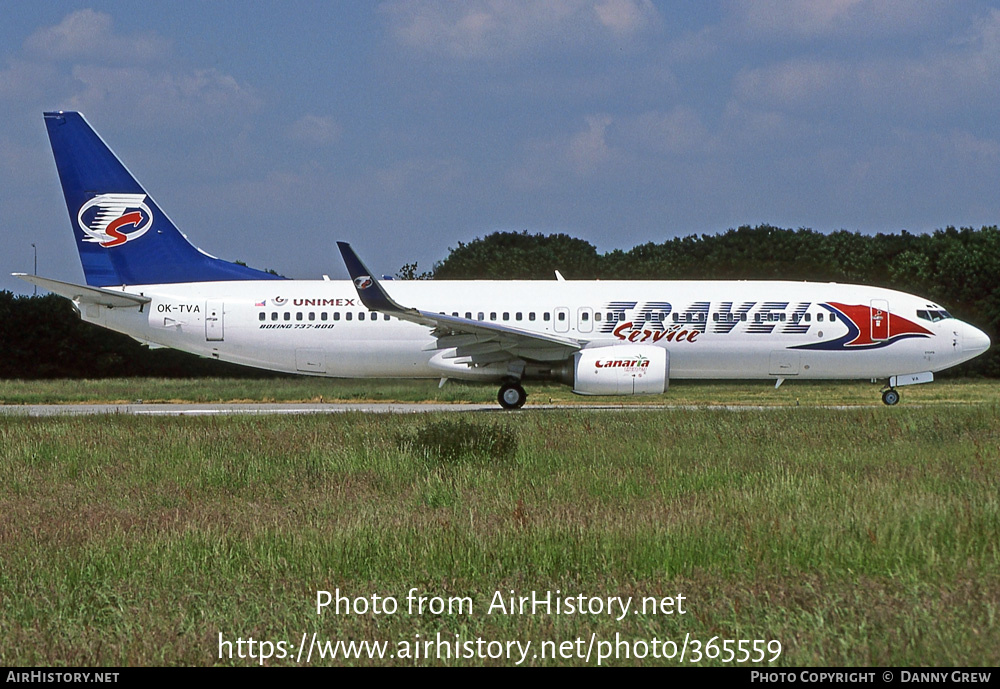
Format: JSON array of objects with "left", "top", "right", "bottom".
[{"left": 83, "top": 278, "right": 989, "bottom": 384}]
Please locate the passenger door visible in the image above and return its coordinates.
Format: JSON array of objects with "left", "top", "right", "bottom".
[
  {"left": 871, "top": 300, "right": 889, "bottom": 341},
  {"left": 205, "top": 300, "right": 224, "bottom": 341}
]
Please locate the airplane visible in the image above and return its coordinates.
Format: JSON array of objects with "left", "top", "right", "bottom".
[{"left": 15, "top": 111, "right": 991, "bottom": 409}]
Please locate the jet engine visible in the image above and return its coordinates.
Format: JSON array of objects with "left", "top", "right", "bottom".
[{"left": 569, "top": 345, "right": 668, "bottom": 395}]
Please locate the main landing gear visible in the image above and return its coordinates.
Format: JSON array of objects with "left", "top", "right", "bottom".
[
  {"left": 498, "top": 381, "right": 527, "bottom": 410},
  {"left": 881, "top": 388, "right": 900, "bottom": 406}
]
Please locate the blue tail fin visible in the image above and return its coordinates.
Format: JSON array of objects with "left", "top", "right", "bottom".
[{"left": 44, "top": 111, "right": 283, "bottom": 286}]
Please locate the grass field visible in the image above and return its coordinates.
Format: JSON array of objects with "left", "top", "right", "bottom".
[
  {"left": 0, "top": 380, "right": 998, "bottom": 666},
  {"left": 0, "top": 376, "right": 997, "bottom": 406}
]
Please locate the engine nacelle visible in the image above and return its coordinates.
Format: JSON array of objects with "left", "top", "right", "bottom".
[{"left": 572, "top": 345, "right": 669, "bottom": 395}]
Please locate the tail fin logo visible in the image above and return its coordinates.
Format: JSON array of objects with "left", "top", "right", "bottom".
[
  {"left": 77, "top": 193, "right": 153, "bottom": 247},
  {"left": 354, "top": 276, "right": 373, "bottom": 290}
]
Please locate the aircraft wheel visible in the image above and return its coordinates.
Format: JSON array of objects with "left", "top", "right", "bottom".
[
  {"left": 498, "top": 382, "right": 527, "bottom": 410},
  {"left": 881, "top": 388, "right": 900, "bottom": 406}
]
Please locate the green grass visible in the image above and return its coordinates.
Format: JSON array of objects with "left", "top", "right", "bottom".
[
  {"left": 0, "top": 376, "right": 996, "bottom": 406},
  {"left": 0, "top": 405, "right": 997, "bottom": 665}
]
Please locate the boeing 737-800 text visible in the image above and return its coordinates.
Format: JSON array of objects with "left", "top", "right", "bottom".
[{"left": 16, "top": 112, "right": 991, "bottom": 408}]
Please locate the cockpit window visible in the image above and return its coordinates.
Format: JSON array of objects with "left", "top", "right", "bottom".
[{"left": 916, "top": 309, "right": 952, "bottom": 322}]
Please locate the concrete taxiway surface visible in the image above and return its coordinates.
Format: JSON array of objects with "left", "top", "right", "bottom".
[
  {"left": 0, "top": 402, "right": 870, "bottom": 416},
  {"left": 0, "top": 402, "right": 503, "bottom": 416}
]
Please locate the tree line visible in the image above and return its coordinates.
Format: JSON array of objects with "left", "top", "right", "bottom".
[
  {"left": 0, "top": 291, "right": 280, "bottom": 379},
  {"left": 2, "top": 225, "right": 997, "bottom": 377},
  {"left": 432, "top": 224, "right": 999, "bottom": 376}
]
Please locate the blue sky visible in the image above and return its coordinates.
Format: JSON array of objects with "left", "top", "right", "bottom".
[{"left": 2, "top": 1, "right": 999, "bottom": 293}]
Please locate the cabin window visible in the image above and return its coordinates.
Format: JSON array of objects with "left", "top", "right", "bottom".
[
  {"left": 321, "top": 312, "right": 328, "bottom": 321},
  {"left": 384, "top": 314, "right": 390, "bottom": 321},
  {"left": 817, "top": 313, "right": 824, "bottom": 322},
  {"left": 490, "top": 312, "right": 497, "bottom": 321},
  {"left": 804, "top": 313, "right": 811, "bottom": 322},
  {"left": 346, "top": 312, "right": 353, "bottom": 321},
  {"left": 333, "top": 312, "right": 341, "bottom": 321},
  {"left": 359, "top": 312, "right": 366, "bottom": 321},
  {"left": 308, "top": 312, "right": 315, "bottom": 321},
  {"left": 296, "top": 312, "right": 303, "bottom": 321},
  {"left": 478, "top": 312, "right": 484, "bottom": 320},
  {"left": 544, "top": 312, "right": 551, "bottom": 321},
  {"left": 259, "top": 312, "right": 265, "bottom": 321},
  {"left": 529, "top": 312, "right": 536, "bottom": 321},
  {"left": 594, "top": 312, "right": 601, "bottom": 322},
  {"left": 465, "top": 312, "right": 472, "bottom": 319},
  {"left": 284, "top": 312, "right": 290, "bottom": 321},
  {"left": 271, "top": 312, "right": 278, "bottom": 321},
  {"left": 580, "top": 311, "right": 589, "bottom": 322},
  {"left": 503, "top": 312, "right": 510, "bottom": 321},
  {"left": 558, "top": 312, "right": 566, "bottom": 322},
  {"left": 516, "top": 312, "right": 523, "bottom": 321},
  {"left": 829, "top": 313, "right": 837, "bottom": 322},
  {"left": 452, "top": 312, "right": 459, "bottom": 317}
]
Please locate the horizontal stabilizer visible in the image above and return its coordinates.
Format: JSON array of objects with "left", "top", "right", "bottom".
[{"left": 13, "top": 273, "right": 150, "bottom": 308}]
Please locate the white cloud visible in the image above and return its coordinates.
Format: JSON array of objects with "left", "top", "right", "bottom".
[
  {"left": 509, "top": 114, "right": 628, "bottom": 188},
  {"left": 733, "top": 59, "right": 851, "bottom": 111},
  {"left": 381, "top": 0, "right": 660, "bottom": 59},
  {"left": 622, "top": 107, "right": 712, "bottom": 155},
  {"left": 568, "top": 115, "right": 616, "bottom": 173},
  {"left": 595, "top": 0, "right": 654, "bottom": 36},
  {"left": 24, "top": 9, "right": 170, "bottom": 63},
  {"left": 66, "top": 66, "right": 260, "bottom": 127},
  {"left": 730, "top": 0, "right": 948, "bottom": 40},
  {"left": 375, "top": 156, "right": 469, "bottom": 194},
  {"left": 288, "top": 115, "right": 343, "bottom": 146},
  {"left": 0, "top": 59, "right": 62, "bottom": 101},
  {"left": 733, "top": 8, "right": 1000, "bottom": 119},
  {"left": 0, "top": 11, "right": 259, "bottom": 129}
]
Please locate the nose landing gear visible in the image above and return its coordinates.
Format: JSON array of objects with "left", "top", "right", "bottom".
[
  {"left": 880, "top": 372, "right": 934, "bottom": 405},
  {"left": 881, "top": 388, "right": 900, "bottom": 406}
]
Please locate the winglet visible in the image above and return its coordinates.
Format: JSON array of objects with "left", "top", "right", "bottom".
[
  {"left": 336, "top": 242, "right": 430, "bottom": 323},
  {"left": 335, "top": 243, "right": 582, "bottom": 356}
]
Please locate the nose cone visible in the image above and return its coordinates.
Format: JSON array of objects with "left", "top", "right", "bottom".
[{"left": 964, "top": 323, "right": 991, "bottom": 358}]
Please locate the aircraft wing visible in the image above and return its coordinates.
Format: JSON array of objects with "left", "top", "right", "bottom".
[
  {"left": 337, "top": 242, "right": 582, "bottom": 363},
  {"left": 13, "top": 273, "right": 151, "bottom": 308}
]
